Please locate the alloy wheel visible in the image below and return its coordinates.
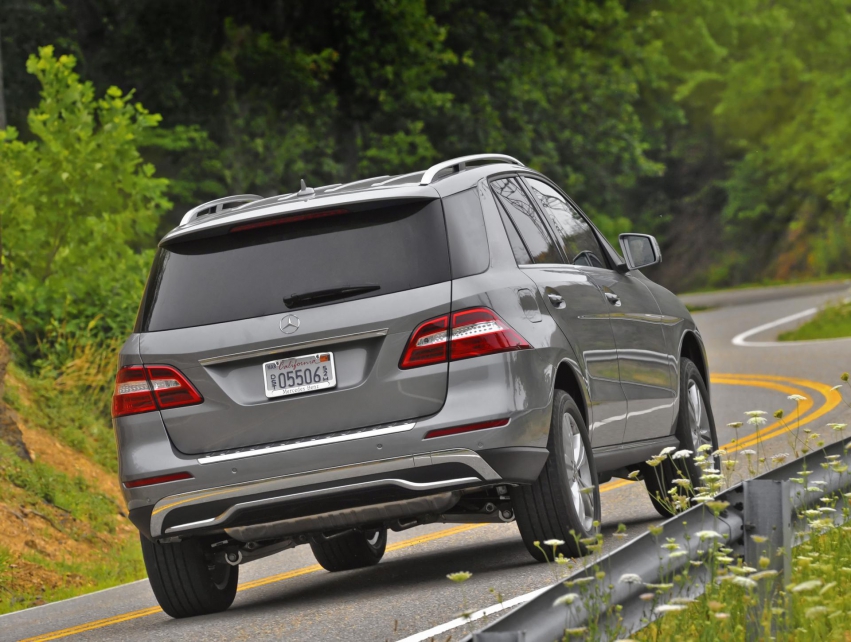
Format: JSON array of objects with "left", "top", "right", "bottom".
[{"left": 563, "top": 412, "right": 595, "bottom": 531}]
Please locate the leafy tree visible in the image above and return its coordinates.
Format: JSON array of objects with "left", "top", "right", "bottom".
[{"left": 0, "top": 46, "right": 169, "bottom": 363}]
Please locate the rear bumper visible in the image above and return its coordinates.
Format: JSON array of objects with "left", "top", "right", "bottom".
[
  {"left": 117, "top": 349, "right": 555, "bottom": 539},
  {"left": 137, "top": 448, "right": 500, "bottom": 539}
]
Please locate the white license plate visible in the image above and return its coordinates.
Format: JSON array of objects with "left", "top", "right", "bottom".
[{"left": 263, "top": 352, "right": 336, "bottom": 398}]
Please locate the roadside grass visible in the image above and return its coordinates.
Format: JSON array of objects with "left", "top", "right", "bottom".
[
  {"left": 779, "top": 300, "right": 851, "bottom": 342},
  {"left": 635, "top": 517, "right": 851, "bottom": 641},
  {"left": 0, "top": 441, "right": 118, "bottom": 533},
  {"left": 0, "top": 439, "right": 144, "bottom": 614},
  {"left": 4, "top": 338, "right": 119, "bottom": 473},
  {"left": 0, "top": 538, "right": 143, "bottom": 614}
]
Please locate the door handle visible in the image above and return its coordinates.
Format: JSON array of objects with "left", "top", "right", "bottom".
[
  {"left": 604, "top": 292, "right": 621, "bottom": 307},
  {"left": 547, "top": 293, "right": 566, "bottom": 309}
]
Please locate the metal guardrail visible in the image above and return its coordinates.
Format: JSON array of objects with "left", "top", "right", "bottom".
[{"left": 465, "top": 437, "right": 851, "bottom": 642}]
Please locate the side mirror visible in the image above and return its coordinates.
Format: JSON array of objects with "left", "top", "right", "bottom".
[{"left": 618, "top": 233, "right": 662, "bottom": 271}]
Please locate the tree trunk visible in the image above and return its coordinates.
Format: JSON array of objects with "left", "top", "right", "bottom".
[{"left": 0, "top": 21, "right": 7, "bottom": 131}]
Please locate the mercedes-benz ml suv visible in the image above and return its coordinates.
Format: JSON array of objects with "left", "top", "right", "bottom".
[{"left": 114, "top": 154, "right": 718, "bottom": 618}]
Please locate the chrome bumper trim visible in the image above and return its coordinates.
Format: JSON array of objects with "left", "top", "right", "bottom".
[
  {"left": 150, "top": 448, "right": 500, "bottom": 538},
  {"left": 166, "top": 477, "right": 479, "bottom": 534},
  {"left": 197, "top": 422, "right": 416, "bottom": 464},
  {"left": 197, "top": 328, "right": 389, "bottom": 366}
]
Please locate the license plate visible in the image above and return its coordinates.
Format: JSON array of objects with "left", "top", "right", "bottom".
[{"left": 263, "top": 352, "right": 336, "bottom": 398}]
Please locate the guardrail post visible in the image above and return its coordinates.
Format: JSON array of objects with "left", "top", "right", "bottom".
[{"left": 743, "top": 479, "right": 792, "bottom": 639}]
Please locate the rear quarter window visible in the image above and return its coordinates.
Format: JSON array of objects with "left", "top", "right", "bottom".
[
  {"left": 442, "top": 188, "right": 490, "bottom": 278},
  {"left": 138, "top": 200, "right": 451, "bottom": 332}
]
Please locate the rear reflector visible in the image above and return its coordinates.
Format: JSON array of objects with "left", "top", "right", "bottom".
[
  {"left": 423, "top": 418, "right": 510, "bottom": 439},
  {"left": 112, "top": 365, "right": 203, "bottom": 418},
  {"left": 399, "top": 307, "right": 530, "bottom": 369},
  {"left": 124, "top": 472, "right": 193, "bottom": 489},
  {"left": 230, "top": 209, "right": 349, "bottom": 233}
]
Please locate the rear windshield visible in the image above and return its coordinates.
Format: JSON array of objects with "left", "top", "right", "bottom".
[{"left": 138, "top": 200, "right": 450, "bottom": 332}]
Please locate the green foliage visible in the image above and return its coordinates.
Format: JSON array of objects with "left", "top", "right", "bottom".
[
  {"left": 779, "top": 301, "right": 851, "bottom": 342},
  {"left": 0, "top": 538, "right": 144, "bottom": 615},
  {"left": 636, "top": 0, "right": 851, "bottom": 285},
  {"left": 0, "top": 46, "right": 169, "bottom": 363},
  {"left": 0, "top": 440, "right": 118, "bottom": 534}
]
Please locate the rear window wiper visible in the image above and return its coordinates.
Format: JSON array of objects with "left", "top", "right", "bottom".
[{"left": 283, "top": 284, "right": 380, "bottom": 308}]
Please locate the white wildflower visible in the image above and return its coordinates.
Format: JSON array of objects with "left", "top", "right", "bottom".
[
  {"left": 787, "top": 394, "right": 807, "bottom": 401},
  {"left": 553, "top": 593, "right": 580, "bottom": 607},
  {"left": 654, "top": 604, "right": 685, "bottom": 614},
  {"left": 618, "top": 573, "right": 643, "bottom": 585},
  {"left": 672, "top": 449, "right": 692, "bottom": 460}
]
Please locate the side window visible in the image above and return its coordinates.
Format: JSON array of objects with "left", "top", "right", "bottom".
[
  {"left": 490, "top": 178, "right": 562, "bottom": 264},
  {"left": 442, "top": 188, "right": 490, "bottom": 277},
  {"left": 525, "top": 178, "right": 607, "bottom": 268},
  {"left": 496, "top": 200, "right": 533, "bottom": 264}
]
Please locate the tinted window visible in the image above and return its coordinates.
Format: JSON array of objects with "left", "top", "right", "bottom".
[
  {"left": 490, "top": 178, "right": 562, "bottom": 264},
  {"left": 525, "top": 178, "right": 606, "bottom": 268},
  {"left": 442, "top": 188, "right": 490, "bottom": 277},
  {"left": 139, "top": 201, "right": 450, "bottom": 331},
  {"left": 496, "top": 201, "right": 533, "bottom": 265}
]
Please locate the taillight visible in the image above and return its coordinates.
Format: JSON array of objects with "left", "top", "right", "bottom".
[
  {"left": 112, "top": 365, "right": 203, "bottom": 418},
  {"left": 400, "top": 307, "right": 530, "bottom": 369}
]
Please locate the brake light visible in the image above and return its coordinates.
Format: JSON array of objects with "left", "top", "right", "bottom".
[
  {"left": 230, "top": 208, "right": 349, "bottom": 233},
  {"left": 399, "top": 307, "right": 530, "bottom": 369},
  {"left": 124, "top": 472, "right": 193, "bottom": 489},
  {"left": 112, "top": 365, "right": 203, "bottom": 418}
]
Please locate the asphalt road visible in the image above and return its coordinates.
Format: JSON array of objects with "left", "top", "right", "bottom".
[{"left": 4, "top": 282, "right": 851, "bottom": 642}]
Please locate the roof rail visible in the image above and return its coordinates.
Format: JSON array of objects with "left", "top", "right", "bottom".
[
  {"left": 179, "top": 194, "right": 263, "bottom": 227},
  {"left": 419, "top": 154, "right": 524, "bottom": 186}
]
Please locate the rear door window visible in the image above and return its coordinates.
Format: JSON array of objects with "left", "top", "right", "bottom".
[
  {"left": 139, "top": 201, "right": 451, "bottom": 331},
  {"left": 490, "top": 177, "right": 562, "bottom": 264},
  {"left": 524, "top": 178, "right": 607, "bottom": 268}
]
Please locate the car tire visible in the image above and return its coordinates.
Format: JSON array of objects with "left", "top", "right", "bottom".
[
  {"left": 309, "top": 527, "right": 387, "bottom": 572},
  {"left": 513, "top": 390, "right": 601, "bottom": 562},
  {"left": 140, "top": 534, "right": 238, "bottom": 618},
  {"left": 642, "top": 357, "right": 718, "bottom": 517}
]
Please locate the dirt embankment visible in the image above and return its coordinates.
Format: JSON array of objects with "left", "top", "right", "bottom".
[{"left": 0, "top": 341, "right": 137, "bottom": 609}]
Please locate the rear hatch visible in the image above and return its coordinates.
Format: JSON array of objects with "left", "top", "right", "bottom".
[{"left": 137, "top": 199, "right": 451, "bottom": 455}]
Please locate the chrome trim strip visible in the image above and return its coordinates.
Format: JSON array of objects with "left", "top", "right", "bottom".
[
  {"left": 150, "top": 448, "right": 500, "bottom": 538},
  {"left": 166, "top": 477, "right": 480, "bottom": 534},
  {"left": 197, "top": 328, "right": 389, "bottom": 366},
  {"left": 197, "top": 422, "right": 416, "bottom": 464}
]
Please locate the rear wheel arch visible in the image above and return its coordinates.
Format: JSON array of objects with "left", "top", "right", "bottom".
[{"left": 553, "top": 360, "right": 590, "bottom": 429}]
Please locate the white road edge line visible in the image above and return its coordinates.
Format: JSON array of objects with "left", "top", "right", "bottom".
[
  {"left": 0, "top": 579, "right": 149, "bottom": 620},
  {"left": 396, "top": 586, "right": 548, "bottom": 642},
  {"left": 731, "top": 307, "right": 825, "bottom": 347}
]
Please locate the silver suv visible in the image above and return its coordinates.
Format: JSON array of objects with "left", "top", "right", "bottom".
[{"left": 113, "top": 154, "right": 717, "bottom": 618}]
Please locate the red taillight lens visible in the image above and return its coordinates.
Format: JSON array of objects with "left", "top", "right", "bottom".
[
  {"left": 399, "top": 307, "right": 530, "bottom": 369},
  {"left": 124, "top": 472, "right": 193, "bottom": 489},
  {"left": 449, "top": 307, "right": 531, "bottom": 361},
  {"left": 399, "top": 316, "right": 449, "bottom": 368},
  {"left": 112, "top": 365, "right": 203, "bottom": 418},
  {"left": 112, "top": 366, "right": 157, "bottom": 418},
  {"left": 423, "top": 418, "right": 510, "bottom": 439}
]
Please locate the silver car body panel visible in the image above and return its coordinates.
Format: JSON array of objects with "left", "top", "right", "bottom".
[{"left": 116, "top": 160, "right": 706, "bottom": 542}]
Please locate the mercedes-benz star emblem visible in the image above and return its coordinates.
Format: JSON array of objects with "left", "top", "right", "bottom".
[{"left": 280, "top": 314, "right": 300, "bottom": 334}]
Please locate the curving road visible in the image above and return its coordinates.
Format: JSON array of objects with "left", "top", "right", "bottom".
[{"left": 4, "top": 281, "right": 851, "bottom": 642}]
